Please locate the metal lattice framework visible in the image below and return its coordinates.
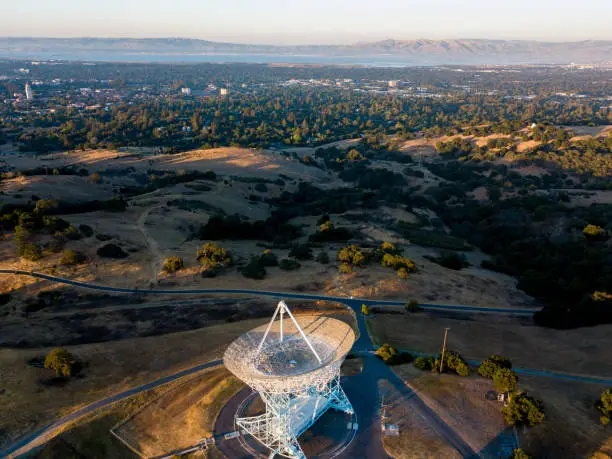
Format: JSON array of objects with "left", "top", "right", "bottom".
[{"left": 223, "top": 301, "right": 355, "bottom": 458}]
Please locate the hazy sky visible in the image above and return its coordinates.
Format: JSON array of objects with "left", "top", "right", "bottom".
[{"left": 3, "top": 0, "right": 611, "bottom": 44}]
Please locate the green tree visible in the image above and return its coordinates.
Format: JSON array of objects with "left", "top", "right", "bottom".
[
  {"left": 163, "top": 256, "right": 184, "bottom": 273},
  {"left": 502, "top": 393, "right": 545, "bottom": 426},
  {"left": 34, "top": 199, "right": 58, "bottom": 214},
  {"left": 289, "top": 244, "right": 313, "bottom": 260},
  {"left": 60, "top": 249, "right": 85, "bottom": 266},
  {"left": 493, "top": 368, "right": 519, "bottom": 393},
  {"left": 414, "top": 356, "right": 436, "bottom": 371},
  {"left": 260, "top": 249, "right": 279, "bottom": 267},
  {"left": 316, "top": 251, "right": 330, "bottom": 264},
  {"left": 279, "top": 258, "right": 301, "bottom": 270},
  {"left": 44, "top": 348, "right": 76, "bottom": 377},
  {"left": 241, "top": 257, "right": 266, "bottom": 279},
  {"left": 583, "top": 224, "right": 604, "bottom": 238},
  {"left": 197, "top": 242, "right": 232, "bottom": 267},
  {"left": 596, "top": 389, "right": 612, "bottom": 425},
  {"left": 510, "top": 449, "right": 531, "bottom": 459},
  {"left": 434, "top": 350, "right": 470, "bottom": 376},
  {"left": 479, "top": 355, "right": 513, "bottom": 379}
]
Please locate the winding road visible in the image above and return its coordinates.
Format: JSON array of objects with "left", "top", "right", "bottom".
[
  {"left": 0, "top": 269, "right": 605, "bottom": 459},
  {"left": 0, "top": 269, "right": 539, "bottom": 315}
]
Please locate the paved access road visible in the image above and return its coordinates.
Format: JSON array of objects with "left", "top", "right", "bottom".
[
  {"left": 0, "top": 269, "right": 575, "bottom": 459},
  {"left": 1, "top": 360, "right": 223, "bottom": 459},
  {"left": 0, "top": 269, "right": 539, "bottom": 315}
]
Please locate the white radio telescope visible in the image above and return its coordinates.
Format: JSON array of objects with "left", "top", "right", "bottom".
[{"left": 223, "top": 301, "right": 355, "bottom": 458}]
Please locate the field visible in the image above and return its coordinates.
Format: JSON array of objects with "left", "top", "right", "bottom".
[
  {"left": 0, "top": 318, "right": 266, "bottom": 450},
  {"left": 367, "top": 312, "right": 612, "bottom": 458},
  {"left": 379, "top": 378, "right": 461, "bottom": 459},
  {"left": 367, "top": 312, "right": 612, "bottom": 377},
  {"left": 390, "top": 365, "right": 509, "bottom": 456},
  {"left": 0, "top": 302, "right": 355, "bottom": 453},
  {"left": 114, "top": 368, "right": 243, "bottom": 457}
]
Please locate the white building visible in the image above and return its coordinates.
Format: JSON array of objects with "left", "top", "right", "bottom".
[
  {"left": 25, "top": 82, "right": 33, "bottom": 100},
  {"left": 219, "top": 88, "right": 229, "bottom": 96},
  {"left": 181, "top": 87, "right": 192, "bottom": 95}
]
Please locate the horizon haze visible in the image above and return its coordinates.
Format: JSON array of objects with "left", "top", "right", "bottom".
[{"left": 3, "top": 0, "right": 612, "bottom": 45}]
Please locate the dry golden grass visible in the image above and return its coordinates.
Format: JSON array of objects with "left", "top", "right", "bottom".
[
  {"left": 517, "top": 376, "right": 612, "bottom": 458},
  {"left": 114, "top": 368, "right": 243, "bottom": 457},
  {"left": 367, "top": 313, "right": 612, "bottom": 378},
  {"left": 379, "top": 379, "right": 461, "bottom": 459},
  {"left": 3, "top": 147, "right": 328, "bottom": 181},
  {"left": 392, "top": 365, "right": 506, "bottom": 454},
  {"left": 0, "top": 319, "right": 267, "bottom": 449}
]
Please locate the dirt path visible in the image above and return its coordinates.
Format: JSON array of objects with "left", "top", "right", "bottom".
[{"left": 136, "top": 204, "right": 164, "bottom": 286}]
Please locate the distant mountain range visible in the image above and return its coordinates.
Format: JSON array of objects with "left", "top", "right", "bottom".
[{"left": 1, "top": 37, "right": 611, "bottom": 65}]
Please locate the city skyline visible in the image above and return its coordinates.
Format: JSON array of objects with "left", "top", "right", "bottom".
[{"left": 3, "top": 0, "right": 612, "bottom": 45}]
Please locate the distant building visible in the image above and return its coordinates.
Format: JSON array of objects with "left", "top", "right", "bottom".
[
  {"left": 25, "top": 82, "right": 33, "bottom": 100},
  {"left": 181, "top": 87, "right": 192, "bottom": 95},
  {"left": 219, "top": 88, "right": 229, "bottom": 96},
  {"left": 388, "top": 80, "right": 399, "bottom": 88}
]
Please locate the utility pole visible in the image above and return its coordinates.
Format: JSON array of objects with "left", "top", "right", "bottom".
[{"left": 439, "top": 327, "right": 450, "bottom": 374}]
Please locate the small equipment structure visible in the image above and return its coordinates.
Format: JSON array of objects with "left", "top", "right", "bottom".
[{"left": 224, "top": 301, "right": 355, "bottom": 458}]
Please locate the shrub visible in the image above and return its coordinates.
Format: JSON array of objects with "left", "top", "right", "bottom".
[
  {"left": 583, "top": 224, "right": 605, "bottom": 239},
  {"left": 316, "top": 251, "right": 330, "bottom": 264},
  {"left": 502, "top": 393, "right": 545, "bottom": 426},
  {"left": 309, "top": 219, "right": 352, "bottom": 242},
  {"left": 60, "top": 249, "right": 85, "bottom": 266},
  {"left": 254, "top": 183, "right": 268, "bottom": 193},
  {"left": 397, "top": 267, "right": 409, "bottom": 279},
  {"left": 201, "top": 264, "right": 220, "bottom": 278},
  {"left": 493, "top": 368, "right": 519, "bottom": 393},
  {"left": 375, "top": 344, "right": 412, "bottom": 365},
  {"left": 78, "top": 224, "right": 94, "bottom": 237},
  {"left": 62, "top": 225, "right": 82, "bottom": 241},
  {"left": 89, "top": 172, "right": 102, "bottom": 183},
  {"left": 279, "top": 258, "right": 301, "bottom": 270},
  {"left": 381, "top": 241, "right": 397, "bottom": 253},
  {"left": 338, "top": 244, "right": 366, "bottom": 266},
  {"left": 19, "top": 242, "right": 42, "bottom": 261},
  {"left": 163, "top": 256, "right": 184, "bottom": 273},
  {"left": 97, "top": 243, "right": 128, "bottom": 259},
  {"left": 414, "top": 356, "right": 436, "bottom": 371},
  {"left": 241, "top": 257, "right": 266, "bottom": 279},
  {"left": 511, "top": 449, "right": 531, "bottom": 459},
  {"left": 289, "top": 244, "right": 313, "bottom": 260},
  {"left": 339, "top": 263, "right": 353, "bottom": 274},
  {"left": 44, "top": 348, "right": 76, "bottom": 377},
  {"left": 434, "top": 251, "right": 470, "bottom": 270},
  {"left": 404, "top": 300, "right": 421, "bottom": 313},
  {"left": 34, "top": 199, "right": 58, "bottom": 214},
  {"left": 259, "top": 249, "right": 279, "bottom": 267},
  {"left": 381, "top": 253, "right": 416, "bottom": 272}
]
